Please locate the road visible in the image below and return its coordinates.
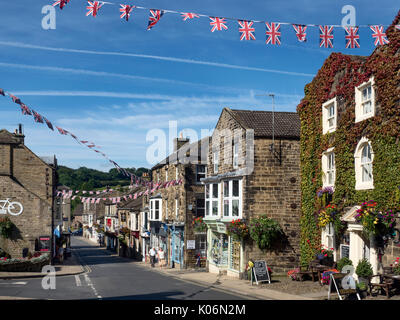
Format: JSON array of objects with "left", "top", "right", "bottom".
[{"left": 0, "top": 237, "right": 251, "bottom": 300}]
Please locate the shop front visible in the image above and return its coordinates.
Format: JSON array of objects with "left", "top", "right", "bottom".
[
  {"left": 171, "top": 225, "right": 184, "bottom": 268},
  {"left": 206, "top": 221, "right": 243, "bottom": 277}
]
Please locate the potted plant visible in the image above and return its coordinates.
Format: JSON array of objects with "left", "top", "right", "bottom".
[
  {"left": 356, "top": 281, "right": 368, "bottom": 298},
  {"left": 315, "top": 244, "right": 334, "bottom": 266},
  {"left": 226, "top": 219, "right": 249, "bottom": 241},
  {"left": 356, "top": 258, "right": 373, "bottom": 285},
  {"left": 337, "top": 257, "right": 353, "bottom": 272}
]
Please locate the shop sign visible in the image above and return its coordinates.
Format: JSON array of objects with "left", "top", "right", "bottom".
[
  {"left": 216, "top": 223, "right": 226, "bottom": 233},
  {"left": 0, "top": 199, "right": 23, "bottom": 216},
  {"left": 39, "top": 236, "right": 51, "bottom": 252},
  {"left": 187, "top": 240, "right": 195, "bottom": 249},
  {"left": 251, "top": 260, "right": 271, "bottom": 285}
]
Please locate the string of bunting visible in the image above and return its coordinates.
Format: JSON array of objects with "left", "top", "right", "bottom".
[
  {"left": 0, "top": 87, "right": 150, "bottom": 186},
  {"left": 51, "top": 1, "right": 400, "bottom": 48},
  {"left": 58, "top": 178, "right": 183, "bottom": 203}
]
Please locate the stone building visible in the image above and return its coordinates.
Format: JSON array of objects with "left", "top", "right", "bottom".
[
  {"left": 0, "top": 128, "right": 57, "bottom": 258},
  {"left": 202, "top": 107, "right": 301, "bottom": 277},
  {"left": 148, "top": 137, "right": 208, "bottom": 268},
  {"left": 71, "top": 204, "right": 83, "bottom": 230},
  {"left": 297, "top": 13, "right": 400, "bottom": 279}
]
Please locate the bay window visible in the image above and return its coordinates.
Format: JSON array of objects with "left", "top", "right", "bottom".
[
  {"left": 222, "top": 179, "right": 242, "bottom": 219},
  {"left": 205, "top": 183, "right": 220, "bottom": 217}
]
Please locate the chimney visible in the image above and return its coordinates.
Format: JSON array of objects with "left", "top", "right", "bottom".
[
  {"left": 173, "top": 133, "right": 190, "bottom": 152},
  {"left": 13, "top": 124, "right": 25, "bottom": 144}
]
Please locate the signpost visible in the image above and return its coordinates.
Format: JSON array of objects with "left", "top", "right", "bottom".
[{"left": 251, "top": 260, "right": 271, "bottom": 285}]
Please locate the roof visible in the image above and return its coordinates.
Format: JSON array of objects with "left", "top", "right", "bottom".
[
  {"left": 117, "top": 197, "right": 143, "bottom": 211},
  {"left": 0, "top": 129, "right": 22, "bottom": 144},
  {"left": 228, "top": 109, "right": 300, "bottom": 139},
  {"left": 152, "top": 136, "right": 210, "bottom": 170}
]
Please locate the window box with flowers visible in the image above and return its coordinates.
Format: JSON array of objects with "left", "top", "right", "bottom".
[
  {"left": 226, "top": 219, "right": 249, "bottom": 241},
  {"left": 193, "top": 217, "right": 207, "bottom": 233}
]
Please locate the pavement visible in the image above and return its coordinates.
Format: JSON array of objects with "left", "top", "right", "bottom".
[{"left": 0, "top": 250, "right": 85, "bottom": 280}]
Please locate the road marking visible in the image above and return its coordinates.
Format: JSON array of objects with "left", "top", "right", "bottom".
[
  {"left": 75, "top": 275, "right": 82, "bottom": 287},
  {"left": 0, "top": 282, "right": 27, "bottom": 285},
  {"left": 84, "top": 274, "right": 101, "bottom": 299}
]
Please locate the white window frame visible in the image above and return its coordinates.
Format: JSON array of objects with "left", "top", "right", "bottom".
[
  {"left": 322, "top": 148, "right": 336, "bottom": 188},
  {"left": 149, "top": 199, "right": 162, "bottom": 221},
  {"left": 222, "top": 179, "right": 242, "bottom": 220},
  {"left": 196, "top": 165, "right": 206, "bottom": 184},
  {"left": 354, "top": 137, "right": 374, "bottom": 190},
  {"left": 205, "top": 183, "right": 221, "bottom": 218},
  {"left": 322, "top": 97, "right": 337, "bottom": 134},
  {"left": 175, "top": 198, "right": 179, "bottom": 218},
  {"left": 355, "top": 77, "right": 375, "bottom": 123}
]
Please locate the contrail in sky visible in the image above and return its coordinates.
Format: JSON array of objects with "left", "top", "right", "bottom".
[{"left": 0, "top": 41, "right": 314, "bottom": 77}]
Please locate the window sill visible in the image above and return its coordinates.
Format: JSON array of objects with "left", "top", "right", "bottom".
[
  {"left": 323, "top": 127, "right": 336, "bottom": 135},
  {"left": 355, "top": 183, "right": 374, "bottom": 191},
  {"left": 355, "top": 113, "right": 374, "bottom": 123},
  {"left": 221, "top": 217, "right": 242, "bottom": 222}
]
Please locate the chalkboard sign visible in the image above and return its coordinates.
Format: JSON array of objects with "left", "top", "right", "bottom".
[
  {"left": 327, "top": 273, "right": 359, "bottom": 300},
  {"left": 340, "top": 244, "right": 350, "bottom": 259},
  {"left": 251, "top": 260, "right": 271, "bottom": 285}
]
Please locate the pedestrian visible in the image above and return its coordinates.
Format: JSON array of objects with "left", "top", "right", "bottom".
[
  {"left": 149, "top": 247, "right": 156, "bottom": 267},
  {"left": 158, "top": 247, "right": 165, "bottom": 269}
]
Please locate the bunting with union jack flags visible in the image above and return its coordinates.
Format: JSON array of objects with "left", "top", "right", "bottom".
[
  {"left": 265, "top": 22, "right": 281, "bottom": 45},
  {"left": 56, "top": 126, "right": 69, "bottom": 135},
  {"left": 319, "top": 25, "right": 334, "bottom": 48},
  {"left": 292, "top": 24, "right": 307, "bottom": 42},
  {"left": 86, "top": 1, "right": 103, "bottom": 17},
  {"left": 181, "top": 13, "right": 199, "bottom": 21},
  {"left": 0, "top": 88, "right": 4, "bottom": 96},
  {"left": 209, "top": 17, "right": 228, "bottom": 32},
  {"left": 32, "top": 110, "right": 44, "bottom": 124},
  {"left": 52, "top": 0, "right": 69, "bottom": 10},
  {"left": 44, "top": 117, "right": 54, "bottom": 131},
  {"left": 344, "top": 26, "right": 360, "bottom": 49},
  {"left": 370, "top": 25, "right": 389, "bottom": 46},
  {"left": 147, "top": 9, "right": 164, "bottom": 30},
  {"left": 20, "top": 104, "right": 32, "bottom": 116},
  {"left": 120, "top": 4, "right": 134, "bottom": 21},
  {"left": 396, "top": 25, "right": 400, "bottom": 31},
  {"left": 238, "top": 20, "right": 255, "bottom": 41}
]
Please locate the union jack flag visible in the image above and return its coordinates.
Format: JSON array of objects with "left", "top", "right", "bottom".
[
  {"left": 20, "top": 104, "right": 32, "bottom": 115},
  {"left": 43, "top": 117, "right": 54, "bottom": 130},
  {"left": 370, "top": 25, "right": 389, "bottom": 46},
  {"left": 209, "top": 17, "right": 228, "bottom": 32},
  {"left": 181, "top": 12, "right": 199, "bottom": 21},
  {"left": 238, "top": 20, "right": 255, "bottom": 41},
  {"left": 86, "top": 1, "right": 103, "bottom": 17},
  {"left": 56, "top": 126, "right": 69, "bottom": 135},
  {"left": 147, "top": 9, "right": 164, "bottom": 30},
  {"left": 9, "top": 94, "right": 21, "bottom": 105},
  {"left": 53, "top": 0, "right": 69, "bottom": 10},
  {"left": 265, "top": 22, "right": 281, "bottom": 45},
  {"left": 319, "top": 25, "right": 334, "bottom": 48},
  {"left": 120, "top": 4, "right": 134, "bottom": 21},
  {"left": 344, "top": 26, "right": 360, "bottom": 49},
  {"left": 31, "top": 110, "right": 44, "bottom": 123},
  {"left": 396, "top": 25, "right": 400, "bottom": 31},
  {"left": 0, "top": 88, "right": 5, "bottom": 96},
  {"left": 292, "top": 24, "right": 307, "bottom": 42}
]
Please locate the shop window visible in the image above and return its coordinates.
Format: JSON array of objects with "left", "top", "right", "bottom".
[{"left": 229, "top": 237, "right": 241, "bottom": 271}]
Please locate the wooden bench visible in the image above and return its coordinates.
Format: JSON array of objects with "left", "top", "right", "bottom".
[{"left": 369, "top": 275, "right": 395, "bottom": 299}]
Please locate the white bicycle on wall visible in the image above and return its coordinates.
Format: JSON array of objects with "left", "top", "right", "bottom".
[{"left": 0, "top": 199, "right": 23, "bottom": 216}]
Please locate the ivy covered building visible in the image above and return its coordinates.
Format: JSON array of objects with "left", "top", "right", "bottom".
[{"left": 297, "top": 12, "right": 400, "bottom": 278}]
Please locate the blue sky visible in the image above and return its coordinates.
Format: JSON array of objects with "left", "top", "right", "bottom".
[{"left": 0, "top": 0, "right": 398, "bottom": 171}]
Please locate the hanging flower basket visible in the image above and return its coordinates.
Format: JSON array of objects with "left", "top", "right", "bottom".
[
  {"left": 226, "top": 219, "right": 249, "bottom": 241},
  {"left": 249, "top": 215, "right": 283, "bottom": 250},
  {"left": 0, "top": 217, "right": 14, "bottom": 239},
  {"left": 355, "top": 201, "right": 397, "bottom": 236},
  {"left": 318, "top": 204, "right": 337, "bottom": 228},
  {"left": 192, "top": 217, "right": 207, "bottom": 233}
]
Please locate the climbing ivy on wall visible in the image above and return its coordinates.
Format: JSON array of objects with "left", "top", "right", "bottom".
[{"left": 297, "top": 12, "right": 400, "bottom": 266}]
